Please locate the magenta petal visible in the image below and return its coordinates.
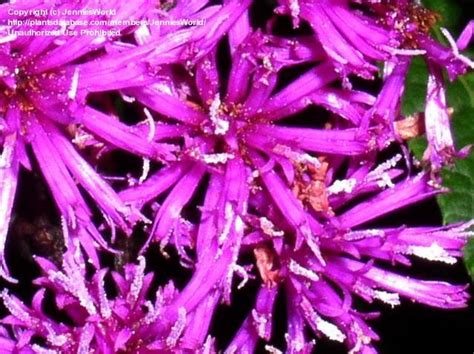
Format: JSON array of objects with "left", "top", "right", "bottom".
[
  {"left": 45, "top": 122, "right": 144, "bottom": 231},
  {"left": 120, "top": 162, "right": 190, "bottom": 208},
  {"left": 337, "top": 174, "right": 442, "bottom": 229},
  {"left": 80, "top": 107, "right": 177, "bottom": 161},
  {"left": 0, "top": 133, "right": 19, "bottom": 283}
]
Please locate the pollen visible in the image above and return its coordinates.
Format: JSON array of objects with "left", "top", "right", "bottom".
[
  {"left": 378, "top": 2, "right": 441, "bottom": 49},
  {"left": 2, "top": 66, "right": 41, "bottom": 112}
]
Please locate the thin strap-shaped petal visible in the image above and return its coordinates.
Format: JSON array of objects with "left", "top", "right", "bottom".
[
  {"left": 196, "top": 50, "right": 220, "bottom": 104},
  {"left": 0, "top": 133, "right": 19, "bottom": 283},
  {"left": 258, "top": 62, "right": 339, "bottom": 120},
  {"left": 45, "top": 122, "right": 144, "bottom": 232},
  {"left": 119, "top": 162, "right": 191, "bottom": 207},
  {"left": 337, "top": 174, "right": 442, "bottom": 229},
  {"left": 251, "top": 153, "right": 325, "bottom": 262},
  {"left": 333, "top": 257, "right": 469, "bottom": 309},
  {"left": 80, "top": 107, "right": 177, "bottom": 161},
  {"left": 249, "top": 125, "right": 369, "bottom": 156},
  {"left": 224, "top": 286, "right": 277, "bottom": 353},
  {"left": 129, "top": 86, "right": 206, "bottom": 125},
  {"left": 150, "top": 163, "right": 206, "bottom": 243},
  {"left": 180, "top": 290, "right": 220, "bottom": 350}
]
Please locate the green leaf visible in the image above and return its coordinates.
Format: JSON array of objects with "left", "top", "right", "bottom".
[
  {"left": 407, "top": 136, "right": 427, "bottom": 161},
  {"left": 402, "top": 58, "right": 428, "bottom": 161},
  {"left": 403, "top": 0, "right": 474, "bottom": 278},
  {"left": 402, "top": 57, "right": 428, "bottom": 117},
  {"left": 422, "top": 0, "right": 462, "bottom": 30},
  {"left": 436, "top": 74, "right": 474, "bottom": 278},
  {"left": 463, "top": 239, "right": 474, "bottom": 280}
]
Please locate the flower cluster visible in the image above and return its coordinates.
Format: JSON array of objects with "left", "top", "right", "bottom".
[{"left": 0, "top": 0, "right": 473, "bottom": 353}]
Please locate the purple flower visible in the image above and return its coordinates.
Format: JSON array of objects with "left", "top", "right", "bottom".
[
  {"left": 224, "top": 168, "right": 471, "bottom": 353},
  {"left": 0, "top": 0, "right": 186, "bottom": 280},
  {"left": 275, "top": 0, "right": 396, "bottom": 78},
  {"left": 274, "top": 1, "right": 473, "bottom": 173},
  {"left": 117, "top": 21, "right": 471, "bottom": 354},
  {"left": 0, "top": 242, "right": 177, "bottom": 353},
  {"left": 119, "top": 31, "right": 371, "bottom": 262},
  {"left": 0, "top": 1, "right": 471, "bottom": 353},
  {"left": 373, "top": 1, "right": 474, "bottom": 79},
  {"left": 422, "top": 63, "right": 471, "bottom": 172},
  {"left": 368, "top": 1, "right": 474, "bottom": 170}
]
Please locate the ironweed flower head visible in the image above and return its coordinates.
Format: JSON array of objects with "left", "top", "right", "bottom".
[
  {"left": 275, "top": 0, "right": 473, "bottom": 173},
  {"left": 226, "top": 165, "right": 472, "bottom": 353},
  {"left": 118, "top": 8, "right": 472, "bottom": 354},
  {"left": 120, "top": 30, "right": 374, "bottom": 266},
  {"left": 367, "top": 1, "right": 474, "bottom": 171},
  {"left": 0, "top": 0, "right": 183, "bottom": 280},
  {"left": 0, "top": 242, "right": 188, "bottom": 353}
]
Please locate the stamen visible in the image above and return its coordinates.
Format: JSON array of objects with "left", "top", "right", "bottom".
[
  {"left": 139, "top": 158, "right": 151, "bottom": 184},
  {"left": 143, "top": 108, "right": 156, "bottom": 141},
  {"left": 31, "top": 345, "right": 60, "bottom": 354},
  {"left": 144, "top": 300, "right": 161, "bottom": 324},
  {"left": 376, "top": 172, "right": 395, "bottom": 188},
  {"left": 45, "top": 323, "right": 68, "bottom": 346},
  {"left": 97, "top": 272, "right": 112, "bottom": 319},
  {"left": 166, "top": 307, "right": 187, "bottom": 347},
  {"left": 232, "top": 264, "right": 249, "bottom": 289},
  {"left": 384, "top": 46, "right": 427, "bottom": 56},
  {"left": 252, "top": 309, "right": 270, "bottom": 338},
  {"left": 259, "top": 217, "right": 284, "bottom": 237},
  {"left": 218, "top": 203, "right": 235, "bottom": 244},
  {"left": 121, "top": 93, "right": 136, "bottom": 103},
  {"left": 273, "top": 144, "right": 321, "bottom": 167},
  {"left": 441, "top": 27, "right": 474, "bottom": 69},
  {"left": 77, "top": 323, "right": 94, "bottom": 354},
  {"left": 348, "top": 321, "right": 372, "bottom": 354},
  {"left": 67, "top": 68, "right": 80, "bottom": 100},
  {"left": 0, "top": 290, "right": 34, "bottom": 324},
  {"left": 289, "top": 0, "right": 301, "bottom": 27},
  {"left": 407, "top": 242, "right": 457, "bottom": 264},
  {"left": 373, "top": 290, "right": 401, "bottom": 308},
  {"left": 202, "top": 152, "right": 235, "bottom": 164},
  {"left": 289, "top": 259, "right": 320, "bottom": 282},
  {"left": 0, "top": 133, "right": 16, "bottom": 169},
  {"left": 139, "top": 108, "right": 155, "bottom": 184},
  {"left": 327, "top": 178, "right": 357, "bottom": 195},
  {"left": 265, "top": 345, "right": 283, "bottom": 354},
  {"left": 315, "top": 317, "right": 345, "bottom": 342},
  {"left": 127, "top": 256, "right": 146, "bottom": 304},
  {"left": 60, "top": 216, "right": 70, "bottom": 247},
  {"left": 209, "top": 94, "right": 230, "bottom": 135},
  {"left": 202, "top": 336, "right": 215, "bottom": 354}
]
